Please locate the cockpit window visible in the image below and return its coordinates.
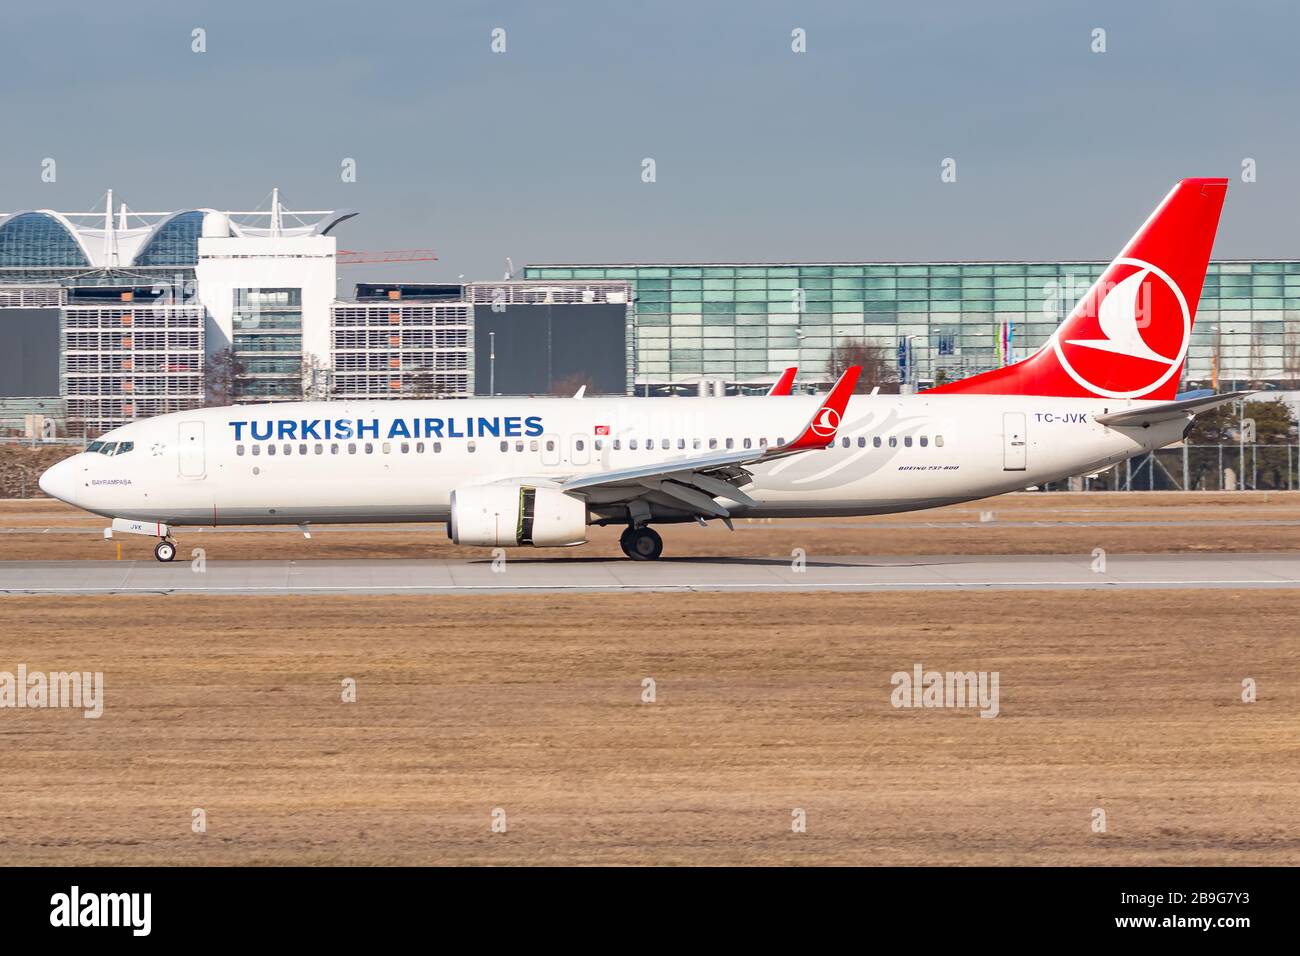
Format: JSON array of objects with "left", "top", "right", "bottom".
[
  {"left": 86, "top": 441, "right": 105, "bottom": 453},
  {"left": 116, "top": 441, "right": 133, "bottom": 455},
  {"left": 99, "top": 442, "right": 118, "bottom": 455}
]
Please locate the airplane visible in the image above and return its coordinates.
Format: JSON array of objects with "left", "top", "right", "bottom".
[{"left": 40, "top": 177, "right": 1244, "bottom": 562}]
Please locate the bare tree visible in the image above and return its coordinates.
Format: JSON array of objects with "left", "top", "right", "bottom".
[
  {"left": 827, "top": 338, "right": 898, "bottom": 393},
  {"left": 302, "top": 353, "right": 334, "bottom": 401},
  {"left": 204, "top": 348, "right": 245, "bottom": 407},
  {"left": 550, "top": 372, "right": 597, "bottom": 397},
  {"left": 401, "top": 366, "right": 445, "bottom": 399}
]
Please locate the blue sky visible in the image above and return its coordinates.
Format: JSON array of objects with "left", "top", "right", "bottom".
[{"left": 1, "top": 0, "right": 1295, "bottom": 280}]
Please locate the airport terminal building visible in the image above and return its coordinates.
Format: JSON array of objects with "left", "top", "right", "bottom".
[
  {"left": 524, "top": 261, "right": 1300, "bottom": 395},
  {"left": 2, "top": 190, "right": 1299, "bottom": 437},
  {"left": 0, "top": 193, "right": 632, "bottom": 436}
]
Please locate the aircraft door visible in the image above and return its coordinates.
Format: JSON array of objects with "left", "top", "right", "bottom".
[
  {"left": 178, "top": 421, "right": 206, "bottom": 478},
  {"left": 1002, "top": 412, "right": 1027, "bottom": 471}
]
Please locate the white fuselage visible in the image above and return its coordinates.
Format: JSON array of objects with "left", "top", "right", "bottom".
[{"left": 45, "top": 393, "right": 1182, "bottom": 530}]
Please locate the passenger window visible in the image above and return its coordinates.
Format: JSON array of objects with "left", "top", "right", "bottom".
[
  {"left": 744, "top": 438, "right": 753, "bottom": 449},
  {"left": 546, "top": 440, "right": 556, "bottom": 451},
  {"left": 299, "top": 443, "right": 307, "bottom": 455},
  {"left": 284, "top": 444, "right": 292, "bottom": 455},
  {"left": 315, "top": 444, "right": 323, "bottom": 455},
  {"left": 331, "top": 443, "right": 339, "bottom": 454},
  {"left": 873, "top": 436, "right": 882, "bottom": 448},
  {"left": 348, "top": 443, "right": 357, "bottom": 454},
  {"left": 365, "top": 443, "right": 374, "bottom": 454},
  {"left": 252, "top": 445, "right": 261, "bottom": 456},
  {"left": 575, "top": 439, "right": 584, "bottom": 451},
  {"left": 888, "top": 437, "right": 897, "bottom": 448},
  {"left": 515, "top": 441, "right": 524, "bottom": 452},
  {"left": 841, "top": 437, "right": 849, "bottom": 448},
  {"left": 237, "top": 445, "right": 245, "bottom": 456},
  {"left": 594, "top": 439, "right": 603, "bottom": 451},
  {"left": 661, "top": 439, "right": 669, "bottom": 450},
  {"left": 693, "top": 438, "right": 701, "bottom": 450},
  {"left": 528, "top": 440, "right": 537, "bottom": 452},
  {"left": 725, "top": 438, "right": 734, "bottom": 449},
  {"left": 936, "top": 435, "right": 945, "bottom": 447},
  {"left": 268, "top": 444, "right": 277, "bottom": 456},
  {"left": 434, "top": 442, "right": 442, "bottom": 453},
  {"left": 709, "top": 438, "right": 718, "bottom": 449},
  {"left": 776, "top": 437, "right": 785, "bottom": 446},
  {"left": 759, "top": 438, "right": 768, "bottom": 448},
  {"left": 677, "top": 438, "right": 685, "bottom": 450},
  {"left": 381, "top": 442, "right": 391, "bottom": 454},
  {"left": 629, "top": 439, "right": 637, "bottom": 450},
  {"left": 416, "top": 442, "right": 425, "bottom": 453},
  {"left": 613, "top": 439, "right": 621, "bottom": 450},
  {"left": 919, "top": 436, "right": 928, "bottom": 447},
  {"left": 467, "top": 441, "right": 476, "bottom": 452},
  {"left": 858, "top": 437, "right": 866, "bottom": 448},
  {"left": 400, "top": 443, "right": 408, "bottom": 454},
  {"left": 499, "top": 441, "right": 508, "bottom": 452},
  {"left": 904, "top": 436, "right": 913, "bottom": 447}
]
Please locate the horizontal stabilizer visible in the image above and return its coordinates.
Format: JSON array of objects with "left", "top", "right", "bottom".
[{"left": 1094, "top": 391, "right": 1254, "bottom": 427}]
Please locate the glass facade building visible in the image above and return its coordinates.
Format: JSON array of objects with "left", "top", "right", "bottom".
[
  {"left": 232, "top": 288, "right": 304, "bottom": 399},
  {"left": 525, "top": 262, "right": 1300, "bottom": 393}
]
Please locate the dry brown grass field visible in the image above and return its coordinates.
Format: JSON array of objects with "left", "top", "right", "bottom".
[{"left": 1, "top": 589, "right": 1297, "bottom": 866}]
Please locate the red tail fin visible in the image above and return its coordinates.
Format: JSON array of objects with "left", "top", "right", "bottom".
[
  {"left": 928, "top": 178, "right": 1228, "bottom": 400},
  {"left": 767, "top": 366, "right": 797, "bottom": 396}
]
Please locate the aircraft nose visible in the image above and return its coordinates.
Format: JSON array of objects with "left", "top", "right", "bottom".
[{"left": 38, "top": 457, "right": 78, "bottom": 505}]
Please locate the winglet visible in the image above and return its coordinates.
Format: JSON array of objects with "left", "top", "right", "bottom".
[
  {"left": 786, "top": 366, "right": 861, "bottom": 450},
  {"left": 767, "top": 367, "right": 797, "bottom": 396}
]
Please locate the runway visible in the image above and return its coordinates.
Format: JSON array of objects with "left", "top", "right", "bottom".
[{"left": 5, "top": 552, "right": 1300, "bottom": 594}]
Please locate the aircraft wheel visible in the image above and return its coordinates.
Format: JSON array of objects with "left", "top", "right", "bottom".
[
  {"left": 621, "top": 526, "right": 663, "bottom": 561},
  {"left": 154, "top": 540, "right": 177, "bottom": 563}
]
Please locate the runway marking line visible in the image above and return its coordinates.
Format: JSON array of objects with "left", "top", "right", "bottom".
[{"left": 3, "top": 578, "right": 1299, "bottom": 595}]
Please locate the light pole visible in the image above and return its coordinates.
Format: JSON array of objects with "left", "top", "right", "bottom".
[
  {"left": 1210, "top": 324, "right": 1221, "bottom": 392},
  {"left": 489, "top": 331, "right": 496, "bottom": 397},
  {"left": 1239, "top": 398, "right": 1246, "bottom": 492}
]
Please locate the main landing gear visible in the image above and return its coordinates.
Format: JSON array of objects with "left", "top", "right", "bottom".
[
  {"left": 154, "top": 539, "right": 177, "bottom": 562},
  {"left": 620, "top": 525, "right": 664, "bottom": 561}
]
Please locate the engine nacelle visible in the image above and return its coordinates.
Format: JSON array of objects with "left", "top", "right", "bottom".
[{"left": 448, "top": 484, "right": 587, "bottom": 547}]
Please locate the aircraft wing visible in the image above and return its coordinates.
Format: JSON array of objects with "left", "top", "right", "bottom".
[
  {"left": 558, "top": 365, "right": 862, "bottom": 517},
  {"left": 1094, "top": 391, "right": 1255, "bottom": 427}
]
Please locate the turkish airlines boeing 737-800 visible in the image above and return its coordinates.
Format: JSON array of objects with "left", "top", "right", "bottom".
[{"left": 40, "top": 178, "right": 1240, "bottom": 561}]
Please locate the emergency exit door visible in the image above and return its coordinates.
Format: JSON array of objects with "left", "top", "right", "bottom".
[
  {"left": 540, "top": 433, "right": 561, "bottom": 467},
  {"left": 1002, "top": 412, "right": 1027, "bottom": 471},
  {"left": 570, "top": 434, "right": 590, "bottom": 466},
  {"left": 178, "top": 421, "right": 206, "bottom": 478}
]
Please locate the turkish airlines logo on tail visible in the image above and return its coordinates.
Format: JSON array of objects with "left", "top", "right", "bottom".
[{"left": 1052, "top": 257, "right": 1191, "bottom": 399}]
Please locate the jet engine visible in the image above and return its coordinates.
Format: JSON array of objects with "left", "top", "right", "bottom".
[{"left": 448, "top": 484, "right": 588, "bottom": 547}]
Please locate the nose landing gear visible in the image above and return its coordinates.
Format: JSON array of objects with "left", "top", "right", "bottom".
[
  {"left": 154, "top": 539, "right": 177, "bottom": 562},
  {"left": 620, "top": 525, "right": 663, "bottom": 561}
]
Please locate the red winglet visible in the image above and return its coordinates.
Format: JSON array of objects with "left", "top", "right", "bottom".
[
  {"left": 767, "top": 366, "right": 797, "bottom": 396},
  {"left": 787, "top": 365, "right": 861, "bottom": 450}
]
